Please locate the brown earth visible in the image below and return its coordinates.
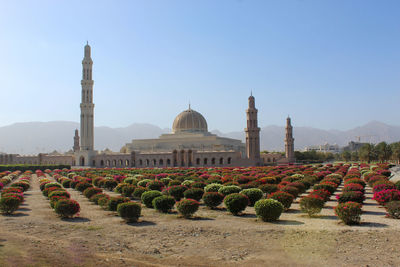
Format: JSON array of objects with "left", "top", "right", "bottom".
[{"left": 0, "top": 175, "right": 399, "bottom": 267}]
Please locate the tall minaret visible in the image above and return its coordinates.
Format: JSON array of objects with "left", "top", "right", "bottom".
[
  {"left": 245, "top": 93, "right": 260, "bottom": 161},
  {"left": 80, "top": 42, "right": 94, "bottom": 151},
  {"left": 285, "top": 116, "right": 295, "bottom": 163},
  {"left": 73, "top": 129, "right": 80, "bottom": 152}
]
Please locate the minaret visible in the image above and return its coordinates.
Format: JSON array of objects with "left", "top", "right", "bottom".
[
  {"left": 245, "top": 93, "right": 260, "bottom": 161},
  {"left": 80, "top": 42, "right": 94, "bottom": 151},
  {"left": 285, "top": 116, "right": 295, "bottom": 163},
  {"left": 73, "top": 129, "right": 80, "bottom": 152}
]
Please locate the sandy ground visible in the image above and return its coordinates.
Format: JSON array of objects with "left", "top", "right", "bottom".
[{"left": 0, "top": 175, "right": 399, "bottom": 267}]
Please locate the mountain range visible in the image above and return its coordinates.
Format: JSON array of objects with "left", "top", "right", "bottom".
[{"left": 0, "top": 120, "right": 399, "bottom": 155}]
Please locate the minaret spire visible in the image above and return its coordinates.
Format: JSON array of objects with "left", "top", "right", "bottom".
[
  {"left": 245, "top": 93, "right": 260, "bottom": 163},
  {"left": 285, "top": 116, "right": 295, "bottom": 163},
  {"left": 80, "top": 42, "right": 95, "bottom": 151}
]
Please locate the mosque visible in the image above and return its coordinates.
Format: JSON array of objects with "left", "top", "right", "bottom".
[{"left": 0, "top": 43, "right": 295, "bottom": 167}]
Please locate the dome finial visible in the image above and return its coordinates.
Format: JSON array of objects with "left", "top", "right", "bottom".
[
  {"left": 251, "top": 90, "right": 253, "bottom": 97},
  {"left": 188, "top": 101, "right": 191, "bottom": 110}
]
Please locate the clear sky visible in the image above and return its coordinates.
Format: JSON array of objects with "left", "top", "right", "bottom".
[{"left": 0, "top": 0, "right": 399, "bottom": 132}]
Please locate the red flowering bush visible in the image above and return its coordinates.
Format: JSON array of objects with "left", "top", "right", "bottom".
[
  {"left": 372, "top": 182, "right": 396, "bottom": 193},
  {"left": 313, "top": 183, "right": 336, "bottom": 194},
  {"left": 373, "top": 189, "right": 400, "bottom": 205},
  {"left": 281, "top": 186, "right": 299, "bottom": 198},
  {"left": 54, "top": 199, "right": 80, "bottom": 218},
  {"left": 300, "top": 195, "right": 325, "bottom": 217},
  {"left": 309, "top": 189, "right": 331, "bottom": 202},
  {"left": 335, "top": 201, "right": 362, "bottom": 225},
  {"left": 343, "top": 183, "right": 365, "bottom": 194},
  {"left": 268, "top": 191, "right": 294, "bottom": 210},
  {"left": 176, "top": 198, "right": 200, "bottom": 218}
]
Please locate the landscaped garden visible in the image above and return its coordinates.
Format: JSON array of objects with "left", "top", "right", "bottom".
[{"left": 0, "top": 163, "right": 399, "bottom": 266}]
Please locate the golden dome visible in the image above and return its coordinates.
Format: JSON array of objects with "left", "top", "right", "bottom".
[{"left": 172, "top": 107, "right": 208, "bottom": 134}]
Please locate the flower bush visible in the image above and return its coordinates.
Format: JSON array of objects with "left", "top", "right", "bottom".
[
  {"left": 202, "top": 192, "right": 224, "bottom": 209},
  {"left": 176, "top": 199, "right": 199, "bottom": 218},
  {"left": 385, "top": 201, "right": 400, "bottom": 219},
  {"left": 240, "top": 188, "right": 264, "bottom": 206},
  {"left": 373, "top": 189, "right": 400, "bottom": 205},
  {"left": 141, "top": 190, "right": 163, "bottom": 208},
  {"left": 336, "top": 191, "right": 365, "bottom": 204},
  {"left": 218, "top": 185, "right": 242, "bottom": 196},
  {"left": 183, "top": 188, "right": 204, "bottom": 201},
  {"left": 54, "top": 199, "right": 80, "bottom": 218},
  {"left": 268, "top": 191, "right": 294, "bottom": 210},
  {"left": 334, "top": 202, "right": 362, "bottom": 225}
]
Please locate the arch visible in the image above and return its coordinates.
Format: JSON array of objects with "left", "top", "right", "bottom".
[
  {"left": 139, "top": 159, "right": 143, "bottom": 166},
  {"left": 211, "top": 158, "right": 216, "bottom": 165},
  {"left": 167, "top": 158, "right": 171, "bottom": 166},
  {"left": 227, "top": 157, "right": 232, "bottom": 164},
  {"left": 180, "top": 150, "right": 185, "bottom": 166},
  {"left": 100, "top": 160, "right": 104, "bottom": 166},
  {"left": 196, "top": 158, "right": 200, "bottom": 165},
  {"left": 106, "top": 160, "right": 110, "bottom": 166},
  {"left": 159, "top": 159, "right": 164, "bottom": 165},
  {"left": 80, "top": 156, "right": 85, "bottom": 166},
  {"left": 119, "top": 159, "right": 123, "bottom": 166},
  {"left": 125, "top": 160, "right": 129, "bottom": 166},
  {"left": 146, "top": 159, "right": 149, "bottom": 167},
  {"left": 153, "top": 159, "right": 157, "bottom": 166},
  {"left": 113, "top": 160, "right": 117, "bottom": 166},
  {"left": 204, "top": 158, "right": 208, "bottom": 165},
  {"left": 267, "top": 158, "right": 271, "bottom": 163},
  {"left": 92, "top": 160, "right": 96, "bottom": 166},
  {"left": 219, "top": 157, "right": 223, "bottom": 165},
  {"left": 173, "top": 150, "right": 178, "bottom": 167}
]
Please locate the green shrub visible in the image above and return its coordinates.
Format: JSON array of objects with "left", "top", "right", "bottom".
[
  {"left": 184, "top": 188, "right": 204, "bottom": 201},
  {"left": 44, "top": 182, "right": 62, "bottom": 189},
  {"left": 61, "top": 179, "right": 72, "bottom": 188},
  {"left": 117, "top": 202, "right": 141, "bottom": 222},
  {"left": 147, "top": 181, "right": 164, "bottom": 191},
  {"left": 121, "top": 185, "right": 136, "bottom": 197},
  {"left": 103, "top": 179, "right": 118, "bottom": 190},
  {"left": 98, "top": 195, "right": 111, "bottom": 209},
  {"left": 42, "top": 187, "right": 64, "bottom": 197},
  {"left": 176, "top": 199, "right": 199, "bottom": 218},
  {"left": 48, "top": 190, "right": 70, "bottom": 199},
  {"left": 0, "top": 196, "right": 21, "bottom": 214},
  {"left": 76, "top": 182, "right": 93, "bottom": 192},
  {"left": 204, "top": 183, "right": 223, "bottom": 193},
  {"left": 141, "top": 190, "right": 163, "bottom": 208},
  {"left": 123, "top": 177, "right": 138, "bottom": 185},
  {"left": 152, "top": 195, "right": 176, "bottom": 213},
  {"left": 218, "top": 185, "right": 242, "bottom": 196},
  {"left": 11, "top": 181, "right": 30, "bottom": 191},
  {"left": 181, "top": 180, "right": 194, "bottom": 187},
  {"left": 223, "top": 193, "right": 249, "bottom": 215},
  {"left": 337, "top": 191, "right": 365, "bottom": 204},
  {"left": 83, "top": 187, "right": 103, "bottom": 199},
  {"left": 160, "top": 177, "right": 172, "bottom": 186},
  {"left": 281, "top": 186, "right": 299, "bottom": 198},
  {"left": 258, "top": 184, "right": 278, "bottom": 194},
  {"left": 202, "top": 192, "right": 224, "bottom": 209},
  {"left": 385, "top": 201, "right": 400, "bottom": 219},
  {"left": 240, "top": 188, "right": 264, "bottom": 206},
  {"left": 300, "top": 195, "right": 325, "bottom": 217},
  {"left": 114, "top": 183, "right": 130, "bottom": 194},
  {"left": 132, "top": 187, "right": 149, "bottom": 199},
  {"left": 49, "top": 196, "right": 69, "bottom": 209},
  {"left": 89, "top": 193, "right": 109, "bottom": 204},
  {"left": 107, "top": 196, "right": 130, "bottom": 211},
  {"left": 168, "top": 180, "right": 181, "bottom": 186},
  {"left": 334, "top": 201, "right": 362, "bottom": 225},
  {"left": 395, "top": 181, "right": 400, "bottom": 191},
  {"left": 191, "top": 182, "right": 206, "bottom": 189},
  {"left": 70, "top": 180, "right": 79, "bottom": 189},
  {"left": 254, "top": 199, "right": 284, "bottom": 222},
  {"left": 40, "top": 181, "right": 51, "bottom": 191},
  {"left": 137, "top": 179, "right": 151, "bottom": 187},
  {"left": 268, "top": 191, "right": 294, "bottom": 210},
  {"left": 313, "top": 184, "right": 336, "bottom": 194},
  {"left": 54, "top": 199, "right": 80, "bottom": 218},
  {"left": 167, "top": 185, "right": 188, "bottom": 201}
]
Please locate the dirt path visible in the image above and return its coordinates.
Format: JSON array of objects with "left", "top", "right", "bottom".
[{"left": 0, "top": 177, "right": 399, "bottom": 266}]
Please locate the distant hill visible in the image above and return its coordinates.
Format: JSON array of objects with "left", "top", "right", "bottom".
[{"left": 0, "top": 120, "right": 399, "bottom": 154}]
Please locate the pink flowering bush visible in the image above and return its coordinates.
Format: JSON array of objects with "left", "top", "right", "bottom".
[
  {"left": 335, "top": 201, "right": 362, "bottom": 225},
  {"left": 373, "top": 189, "right": 400, "bottom": 205}
]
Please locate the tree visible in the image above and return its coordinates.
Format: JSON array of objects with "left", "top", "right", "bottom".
[
  {"left": 351, "top": 151, "right": 359, "bottom": 161},
  {"left": 390, "top": 142, "right": 400, "bottom": 164},
  {"left": 375, "top": 142, "right": 392, "bottom": 162},
  {"left": 341, "top": 151, "right": 351, "bottom": 162},
  {"left": 359, "top": 143, "right": 377, "bottom": 163}
]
